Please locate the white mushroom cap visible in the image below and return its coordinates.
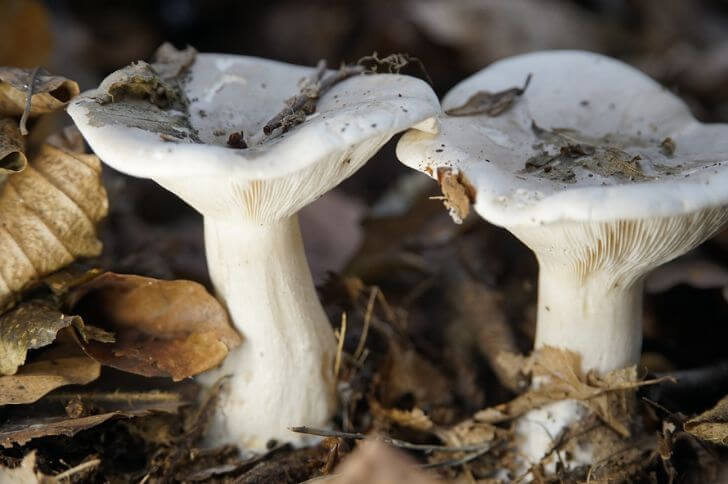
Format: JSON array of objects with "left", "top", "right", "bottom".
[
  {"left": 397, "top": 50, "right": 728, "bottom": 227},
  {"left": 69, "top": 54, "right": 438, "bottom": 221}
]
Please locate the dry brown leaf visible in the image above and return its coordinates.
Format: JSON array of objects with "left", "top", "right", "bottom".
[
  {"left": 435, "top": 167, "right": 475, "bottom": 224},
  {"left": 445, "top": 74, "right": 531, "bottom": 117},
  {"left": 476, "top": 347, "right": 664, "bottom": 437},
  {"left": 152, "top": 42, "right": 198, "bottom": 80},
  {"left": 0, "top": 301, "right": 84, "bottom": 375},
  {"left": 0, "top": 397, "right": 184, "bottom": 448},
  {"left": 437, "top": 419, "right": 498, "bottom": 447},
  {"left": 0, "top": 117, "right": 27, "bottom": 176},
  {"left": 685, "top": 394, "right": 728, "bottom": 445},
  {"left": 370, "top": 400, "right": 434, "bottom": 431},
  {"left": 0, "top": 143, "right": 108, "bottom": 311},
  {"left": 67, "top": 272, "right": 241, "bottom": 381},
  {"left": 330, "top": 441, "right": 440, "bottom": 484},
  {"left": 0, "top": 354, "right": 100, "bottom": 405},
  {"left": 0, "top": 67, "right": 79, "bottom": 118}
]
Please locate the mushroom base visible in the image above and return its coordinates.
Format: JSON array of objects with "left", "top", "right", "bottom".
[{"left": 197, "top": 214, "right": 337, "bottom": 450}]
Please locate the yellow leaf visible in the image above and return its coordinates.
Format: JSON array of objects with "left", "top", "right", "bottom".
[
  {"left": 685, "top": 394, "right": 728, "bottom": 446},
  {"left": 0, "top": 67, "right": 78, "bottom": 118},
  {"left": 0, "top": 144, "right": 108, "bottom": 310}
]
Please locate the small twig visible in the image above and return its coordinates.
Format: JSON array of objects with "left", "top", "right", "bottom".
[
  {"left": 262, "top": 61, "right": 365, "bottom": 137},
  {"left": 19, "top": 66, "right": 40, "bottom": 136},
  {"left": 53, "top": 458, "right": 101, "bottom": 482},
  {"left": 353, "top": 287, "right": 377, "bottom": 360},
  {"left": 419, "top": 445, "right": 492, "bottom": 469},
  {"left": 44, "top": 391, "right": 183, "bottom": 403},
  {"left": 334, "top": 312, "right": 347, "bottom": 379},
  {"left": 290, "top": 426, "right": 492, "bottom": 454}
]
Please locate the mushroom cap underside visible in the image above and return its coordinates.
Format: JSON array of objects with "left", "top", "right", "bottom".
[{"left": 397, "top": 50, "right": 728, "bottom": 226}]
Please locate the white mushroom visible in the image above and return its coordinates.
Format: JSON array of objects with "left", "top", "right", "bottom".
[
  {"left": 396, "top": 50, "right": 728, "bottom": 469},
  {"left": 68, "top": 49, "right": 439, "bottom": 449}
]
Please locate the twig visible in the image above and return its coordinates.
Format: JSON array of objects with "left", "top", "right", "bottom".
[
  {"left": 353, "top": 287, "right": 377, "bottom": 360},
  {"left": 334, "top": 312, "right": 347, "bottom": 379},
  {"left": 262, "top": 61, "right": 365, "bottom": 137},
  {"left": 43, "top": 391, "right": 184, "bottom": 403},
  {"left": 53, "top": 458, "right": 101, "bottom": 482},
  {"left": 419, "top": 445, "right": 492, "bottom": 469},
  {"left": 20, "top": 66, "right": 40, "bottom": 135},
  {"left": 289, "top": 426, "right": 493, "bottom": 454}
]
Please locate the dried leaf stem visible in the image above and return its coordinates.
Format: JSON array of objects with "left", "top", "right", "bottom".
[
  {"left": 19, "top": 67, "right": 40, "bottom": 136},
  {"left": 289, "top": 426, "right": 492, "bottom": 454}
]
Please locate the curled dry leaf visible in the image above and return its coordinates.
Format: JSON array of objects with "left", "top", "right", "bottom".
[
  {"left": 0, "top": 144, "right": 108, "bottom": 311},
  {"left": 0, "top": 353, "right": 100, "bottom": 405},
  {"left": 684, "top": 394, "right": 728, "bottom": 446},
  {"left": 476, "top": 347, "right": 668, "bottom": 437},
  {"left": 0, "top": 393, "right": 186, "bottom": 448},
  {"left": 370, "top": 400, "right": 434, "bottom": 431},
  {"left": 67, "top": 272, "right": 241, "bottom": 381},
  {"left": 0, "top": 301, "right": 84, "bottom": 375},
  {"left": 0, "top": 67, "right": 79, "bottom": 118},
  {"left": 0, "top": 117, "right": 26, "bottom": 177},
  {"left": 435, "top": 167, "right": 475, "bottom": 224}
]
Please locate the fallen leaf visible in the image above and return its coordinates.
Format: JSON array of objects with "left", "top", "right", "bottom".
[
  {"left": 0, "top": 354, "right": 100, "bottom": 405},
  {"left": 0, "top": 67, "right": 79, "bottom": 118},
  {"left": 370, "top": 401, "right": 434, "bottom": 431},
  {"left": 477, "top": 347, "right": 669, "bottom": 437},
  {"left": 0, "top": 397, "right": 184, "bottom": 448},
  {"left": 0, "top": 143, "right": 108, "bottom": 310},
  {"left": 436, "top": 167, "right": 476, "bottom": 224},
  {"left": 445, "top": 74, "right": 531, "bottom": 117},
  {"left": 151, "top": 42, "right": 198, "bottom": 80},
  {"left": 0, "top": 451, "right": 51, "bottom": 484},
  {"left": 0, "top": 301, "right": 83, "bottom": 375},
  {"left": 0, "top": 117, "right": 27, "bottom": 177},
  {"left": 330, "top": 441, "right": 440, "bottom": 484},
  {"left": 685, "top": 394, "right": 728, "bottom": 445},
  {"left": 67, "top": 272, "right": 241, "bottom": 381}
]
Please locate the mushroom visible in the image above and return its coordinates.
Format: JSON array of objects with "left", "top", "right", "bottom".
[
  {"left": 68, "top": 48, "right": 439, "bottom": 449},
  {"left": 396, "top": 50, "right": 728, "bottom": 468}
]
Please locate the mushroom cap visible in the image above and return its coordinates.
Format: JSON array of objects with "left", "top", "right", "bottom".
[
  {"left": 69, "top": 54, "right": 437, "bottom": 180},
  {"left": 397, "top": 50, "right": 728, "bottom": 227},
  {"left": 69, "top": 54, "right": 438, "bottom": 221}
]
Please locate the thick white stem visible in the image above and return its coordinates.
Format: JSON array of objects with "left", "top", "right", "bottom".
[
  {"left": 198, "top": 214, "right": 337, "bottom": 450},
  {"left": 534, "top": 263, "right": 643, "bottom": 374}
]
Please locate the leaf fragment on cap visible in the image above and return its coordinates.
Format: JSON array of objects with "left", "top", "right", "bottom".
[
  {"left": 435, "top": 167, "right": 476, "bottom": 224},
  {"left": 445, "top": 74, "right": 531, "bottom": 117}
]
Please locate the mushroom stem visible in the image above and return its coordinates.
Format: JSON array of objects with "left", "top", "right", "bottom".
[
  {"left": 198, "top": 214, "right": 337, "bottom": 449},
  {"left": 534, "top": 263, "right": 643, "bottom": 374}
]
